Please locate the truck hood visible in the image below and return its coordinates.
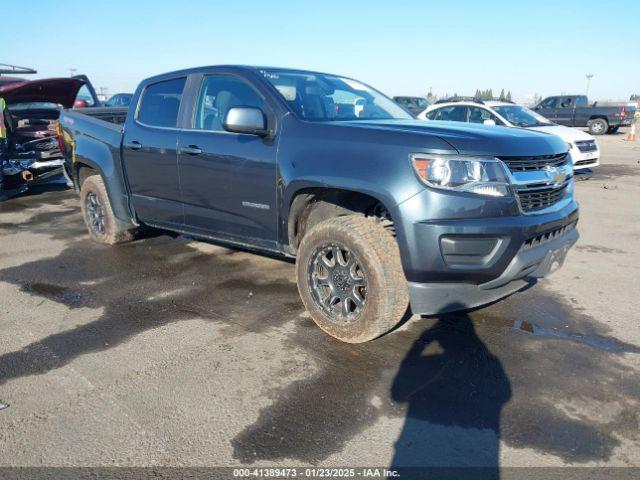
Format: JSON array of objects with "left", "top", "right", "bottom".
[
  {"left": 527, "top": 124, "right": 594, "bottom": 142},
  {"left": 0, "top": 78, "right": 86, "bottom": 108},
  {"left": 334, "top": 119, "right": 569, "bottom": 157}
]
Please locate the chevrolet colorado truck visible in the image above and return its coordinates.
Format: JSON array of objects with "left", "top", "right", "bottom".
[
  {"left": 59, "top": 66, "right": 579, "bottom": 343},
  {"left": 534, "top": 95, "right": 635, "bottom": 135}
]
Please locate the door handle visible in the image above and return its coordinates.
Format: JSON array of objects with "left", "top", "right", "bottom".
[
  {"left": 125, "top": 140, "right": 142, "bottom": 151},
  {"left": 181, "top": 145, "right": 202, "bottom": 156}
]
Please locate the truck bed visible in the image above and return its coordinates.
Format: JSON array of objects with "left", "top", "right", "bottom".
[{"left": 71, "top": 107, "right": 128, "bottom": 127}]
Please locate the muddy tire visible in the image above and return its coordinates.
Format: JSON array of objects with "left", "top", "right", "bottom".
[
  {"left": 79, "top": 175, "right": 136, "bottom": 245},
  {"left": 588, "top": 118, "right": 608, "bottom": 135},
  {"left": 296, "top": 215, "right": 409, "bottom": 343}
]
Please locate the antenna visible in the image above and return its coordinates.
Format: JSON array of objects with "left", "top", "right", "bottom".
[{"left": 0, "top": 63, "right": 37, "bottom": 76}]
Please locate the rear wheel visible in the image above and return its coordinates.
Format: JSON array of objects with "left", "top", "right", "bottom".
[
  {"left": 80, "top": 175, "right": 136, "bottom": 245},
  {"left": 588, "top": 118, "right": 608, "bottom": 135},
  {"left": 296, "top": 215, "right": 408, "bottom": 343}
]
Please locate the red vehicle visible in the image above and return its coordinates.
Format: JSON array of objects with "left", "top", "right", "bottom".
[{"left": 0, "top": 75, "right": 100, "bottom": 199}]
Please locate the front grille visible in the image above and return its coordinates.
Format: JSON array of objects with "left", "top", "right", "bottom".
[
  {"left": 575, "top": 159, "right": 596, "bottom": 166},
  {"left": 516, "top": 181, "right": 570, "bottom": 212},
  {"left": 498, "top": 153, "right": 569, "bottom": 172},
  {"left": 522, "top": 221, "right": 577, "bottom": 250},
  {"left": 575, "top": 140, "right": 597, "bottom": 153}
]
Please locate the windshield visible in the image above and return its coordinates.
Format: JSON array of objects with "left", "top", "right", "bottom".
[
  {"left": 260, "top": 69, "right": 412, "bottom": 122},
  {"left": 492, "top": 105, "right": 553, "bottom": 128}
]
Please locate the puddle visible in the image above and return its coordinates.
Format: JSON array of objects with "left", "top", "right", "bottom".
[
  {"left": 575, "top": 244, "right": 626, "bottom": 255},
  {"left": 575, "top": 164, "right": 639, "bottom": 181},
  {"left": 21, "top": 282, "right": 83, "bottom": 307},
  {"left": 473, "top": 316, "right": 639, "bottom": 353}
]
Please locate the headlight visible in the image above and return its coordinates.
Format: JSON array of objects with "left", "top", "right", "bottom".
[{"left": 411, "top": 154, "right": 512, "bottom": 197}]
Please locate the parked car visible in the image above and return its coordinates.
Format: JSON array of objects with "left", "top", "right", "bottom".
[
  {"left": 104, "top": 93, "right": 133, "bottom": 107},
  {"left": 59, "top": 66, "right": 579, "bottom": 343},
  {"left": 533, "top": 95, "right": 634, "bottom": 135},
  {"left": 393, "top": 96, "right": 430, "bottom": 116},
  {"left": 419, "top": 98, "right": 600, "bottom": 171},
  {"left": 0, "top": 75, "right": 100, "bottom": 199}
]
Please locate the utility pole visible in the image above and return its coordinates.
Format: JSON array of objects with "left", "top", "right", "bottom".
[
  {"left": 68, "top": 68, "right": 77, "bottom": 77},
  {"left": 585, "top": 74, "right": 594, "bottom": 97}
]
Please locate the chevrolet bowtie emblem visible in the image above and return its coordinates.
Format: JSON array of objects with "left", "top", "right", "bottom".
[{"left": 544, "top": 166, "right": 566, "bottom": 187}]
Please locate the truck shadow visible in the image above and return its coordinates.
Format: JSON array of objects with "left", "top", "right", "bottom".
[{"left": 389, "top": 310, "right": 509, "bottom": 478}]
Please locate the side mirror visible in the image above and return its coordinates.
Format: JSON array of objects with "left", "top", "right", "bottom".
[
  {"left": 223, "top": 107, "right": 268, "bottom": 136},
  {"left": 483, "top": 119, "right": 496, "bottom": 126}
]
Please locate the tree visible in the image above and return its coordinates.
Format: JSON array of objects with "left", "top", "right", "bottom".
[
  {"left": 506, "top": 91, "right": 512, "bottom": 102},
  {"left": 499, "top": 89, "right": 506, "bottom": 101}
]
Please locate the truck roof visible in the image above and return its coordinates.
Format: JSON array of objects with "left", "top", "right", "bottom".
[{"left": 139, "top": 65, "right": 359, "bottom": 85}]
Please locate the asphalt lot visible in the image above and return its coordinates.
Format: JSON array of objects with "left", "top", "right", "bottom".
[{"left": 0, "top": 130, "right": 639, "bottom": 472}]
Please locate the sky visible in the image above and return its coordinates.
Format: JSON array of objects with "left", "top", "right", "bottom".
[{"left": 3, "top": 0, "right": 639, "bottom": 103}]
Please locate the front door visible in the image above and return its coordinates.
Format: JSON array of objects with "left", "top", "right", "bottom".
[
  {"left": 536, "top": 97, "right": 558, "bottom": 123},
  {"left": 177, "top": 74, "right": 278, "bottom": 248},
  {"left": 122, "top": 76, "right": 186, "bottom": 227}
]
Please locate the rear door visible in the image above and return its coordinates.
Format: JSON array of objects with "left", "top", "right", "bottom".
[
  {"left": 535, "top": 97, "right": 558, "bottom": 122},
  {"left": 571, "top": 95, "right": 590, "bottom": 126},
  {"left": 122, "top": 76, "right": 186, "bottom": 227},
  {"left": 555, "top": 96, "right": 576, "bottom": 126},
  {"left": 177, "top": 73, "right": 278, "bottom": 247}
]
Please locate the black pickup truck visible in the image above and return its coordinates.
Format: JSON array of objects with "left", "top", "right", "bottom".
[
  {"left": 59, "top": 65, "right": 579, "bottom": 343},
  {"left": 533, "top": 95, "right": 635, "bottom": 135}
]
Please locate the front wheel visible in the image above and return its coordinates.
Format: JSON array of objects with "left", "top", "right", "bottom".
[
  {"left": 296, "top": 215, "right": 409, "bottom": 343},
  {"left": 588, "top": 118, "right": 608, "bottom": 135}
]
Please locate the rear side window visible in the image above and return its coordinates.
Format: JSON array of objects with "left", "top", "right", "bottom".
[
  {"left": 575, "top": 96, "right": 588, "bottom": 108},
  {"left": 559, "top": 97, "right": 574, "bottom": 108},
  {"left": 137, "top": 77, "right": 186, "bottom": 128}
]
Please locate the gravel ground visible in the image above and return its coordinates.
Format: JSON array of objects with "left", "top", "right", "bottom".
[{"left": 0, "top": 130, "right": 639, "bottom": 475}]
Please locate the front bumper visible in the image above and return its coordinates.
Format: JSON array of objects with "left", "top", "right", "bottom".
[
  {"left": 392, "top": 186, "right": 580, "bottom": 315},
  {"left": 572, "top": 149, "right": 600, "bottom": 171},
  {"left": 407, "top": 225, "right": 578, "bottom": 315}
]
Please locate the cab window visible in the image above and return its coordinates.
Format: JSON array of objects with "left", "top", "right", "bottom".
[
  {"left": 559, "top": 97, "right": 574, "bottom": 108},
  {"left": 193, "top": 75, "right": 264, "bottom": 131},
  {"left": 575, "top": 96, "right": 588, "bottom": 108},
  {"left": 468, "top": 106, "right": 502, "bottom": 125},
  {"left": 430, "top": 106, "right": 467, "bottom": 122},
  {"left": 137, "top": 77, "right": 186, "bottom": 128},
  {"left": 539, "top": 97, "right": 558, "bottom": 109}
]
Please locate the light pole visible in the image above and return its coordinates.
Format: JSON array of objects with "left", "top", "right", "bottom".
[{"left": 585, "top": 74, "right": 594, "bottom": 97}]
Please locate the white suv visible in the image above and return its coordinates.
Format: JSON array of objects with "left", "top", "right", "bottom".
[{"left": 418, "top": 99, "right": 599, "bottom": 171}]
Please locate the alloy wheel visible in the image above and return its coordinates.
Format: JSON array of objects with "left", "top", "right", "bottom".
[
  {"left": 85, "top": 191, "right": 105, "bottom": 236},
  {"left": 308, "top": 243, "right": 367, "bottom": 321}
]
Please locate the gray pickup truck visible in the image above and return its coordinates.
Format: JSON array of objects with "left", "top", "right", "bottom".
[
  {"left": 534, "top": 94, "right": 635, "bottom": 135},
  {"left": 59, "top": 65, "right": 579, "bottom": 343}
]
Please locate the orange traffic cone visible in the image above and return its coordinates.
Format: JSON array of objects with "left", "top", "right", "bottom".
[{"left": 627, "top": 121, "right": 636, "bottom": 141}]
